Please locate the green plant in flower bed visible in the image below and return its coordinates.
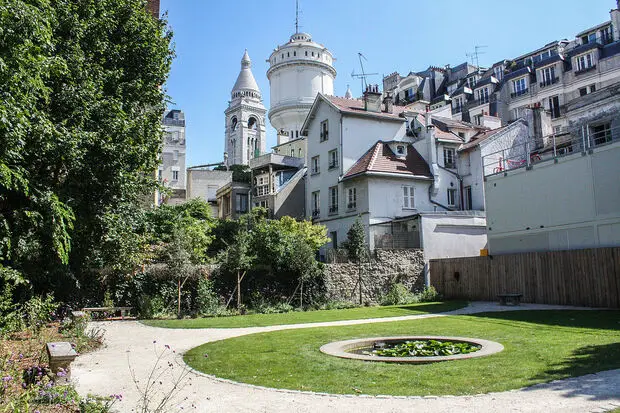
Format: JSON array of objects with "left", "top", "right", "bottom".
[{"left": 369, "top": 340, "right": 480, "bottom": 357}]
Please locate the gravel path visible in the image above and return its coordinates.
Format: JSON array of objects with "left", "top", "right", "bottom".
[{"left": 72, "top": 302, "right": 620, "bottom": 413}]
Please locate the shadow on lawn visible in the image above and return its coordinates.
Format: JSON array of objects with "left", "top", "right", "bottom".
[
  {"left": 465, "top": 309, "right": 620, "bottom": 332},
  {"left": 394, "top": 301, "right": 466, "bottom": 313},
  {"left": 524, "top": 342, "right": 620, "bottom": 400}
]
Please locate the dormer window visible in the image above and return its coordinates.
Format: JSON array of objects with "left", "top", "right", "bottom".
[{"left": 396, "top": 145, "right": 405, "bottom": 156}]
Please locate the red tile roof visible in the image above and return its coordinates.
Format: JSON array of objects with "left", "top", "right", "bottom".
[
  {"left": 325, "top": 96, "right": 408, "bottom": 120},
  {"left": 343, "top": 141, "right": 432, "bottom": 180},
  {"left": 434, "top": 128, "right": 464, "bottom": 144}
]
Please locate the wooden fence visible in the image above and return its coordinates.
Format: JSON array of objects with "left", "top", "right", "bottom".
[{"left": 429, "top": 247, "right": 620, "bottom": 308}]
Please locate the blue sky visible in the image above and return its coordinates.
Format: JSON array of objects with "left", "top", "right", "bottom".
[{"left": 160, "top": 0, "right": 615, "bottom": 166}]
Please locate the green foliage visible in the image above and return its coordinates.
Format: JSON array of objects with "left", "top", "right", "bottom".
[
  {"left": 228, "top": 164, "right": 251, "bottom": 183},
  {"left": 344, "top": 217, "right": 367, "bottom": 263},
  {"left": 196, "top": 277, "right": 221, "bottom": 317},
  {"left": 381, "top": 284, "right": 442, "bottom": 306},
  {"left": 0, "top": 0, "right": 173, "bottom": 298},
  {"left": 371, "top": 340, "right": 480, "bottom": 357},
  {"left": 381, "top": 283, "right": 417, "bottom": 306},
  {"left": 418, "top": 286, "right": 441, "bottom": 302},
  {"left": 22, "top": 293, "right": 56, "bottom": 333}
]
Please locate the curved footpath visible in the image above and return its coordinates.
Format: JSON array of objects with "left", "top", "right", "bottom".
[{"left": 72, "top": 302, "right": 620, "bottom": 413}]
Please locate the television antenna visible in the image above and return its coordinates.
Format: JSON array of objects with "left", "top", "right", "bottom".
[
  {"left": 466, "top": 45, "right": 488, "bottom": 68},
  {"left": 351, "top": 52, "right": 378, "bottom": 92}
]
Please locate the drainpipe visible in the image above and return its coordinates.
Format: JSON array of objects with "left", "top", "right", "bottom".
[
  {"left": 438, "top": 164, "right": 464, "bottom": 210},
  {"left": 427, "top": 184, "right": 453, "bottom": 211}
]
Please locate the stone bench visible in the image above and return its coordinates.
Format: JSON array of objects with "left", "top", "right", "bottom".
[
  {"left": 498, "top": 293, "right": 523, "bottom": 306},
  {"left": 82, "top": 306, "right": 133, "bottom": 319},
  {"left": 46, "top": 342, "right": 78, "bottom": 384}
]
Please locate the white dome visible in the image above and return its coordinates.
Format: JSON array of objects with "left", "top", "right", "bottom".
[{"left": 232, "top": 50, "right": 261, "bottom": 98}]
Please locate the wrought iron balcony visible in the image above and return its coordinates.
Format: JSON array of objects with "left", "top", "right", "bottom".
[
  {"left": 539, "top": 77, "right": 559, "bottom": 88},
  {"left": 510, "top": 89, "right": 529, "bottom": 99}
]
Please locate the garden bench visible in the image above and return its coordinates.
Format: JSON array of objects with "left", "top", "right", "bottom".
[
  {"left": 498, "top": 293, "right": 523, "bottom": 306},
  {"left": 82, "top": 306, "right": 133, "bottom": 319}
]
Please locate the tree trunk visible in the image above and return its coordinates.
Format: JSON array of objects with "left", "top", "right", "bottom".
[
  {"left": 177, "top": 278, "right": 181, "bottom": 318},
  {"left": 237, "top": 270, "right": 241, "bottom": 310},
  {"left": 300, "top": 280, "right": 303, "bottom": 309}
]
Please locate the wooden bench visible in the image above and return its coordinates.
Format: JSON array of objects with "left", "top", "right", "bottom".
[
  {"left": 498, "top": 293, "right": 523, "bottom": 306},
  {"left": 82, "top": 306, "right": 133, "bottom": 320}
]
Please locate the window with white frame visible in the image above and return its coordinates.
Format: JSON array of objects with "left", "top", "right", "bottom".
[
  {"left": 576, "top": 53, "right": 594, "bottom": 71},
  {"left": 453, "top": 96, "right": 463, "bottom": 112},
  {"left": 467, "top": 77, "right": 477, "bottom": 88},
  {"left": 311, "top": 155, "right": 320, "bottom": 174},
  {"left": 328, "top": 186, "right": 338, "bottom": 214},
  {"left": 328, "top": 149, "right": 338, "bottom": 169},
  {"left": 493, "top": 66, "right": 504, "bottom": 81},
  {"left": 171, "top": 166, "right": 180, "bottom": 181},
  {"left": 290, "top": 148, "right": 295, "bottom": 156},
  {"left": 311, "top": 191, "right": 320, "bottom": 216},
  {"left": 477, "top": 87, "right": 489, "bottom": 104},
  {"left": 512, "top": 77, "right": 527, "bottom": 96},
  {"left": 347, "top": 187, "right": 357, "bottom": 210},
  {"left": 320, "top": 120, "right": 329, "bottom": 141},
  {"left": 443, "top": 147, "right": 456, "bottom": 168},
  {"left": 447, "top": 188, "right": 457, "bottom": 207},
  {"left": 540, "top": 65, "right": 556, "bottom": 87},
  {"left": 601, "top": 26, "right": 613, "bottom": 44},
  {"left": 235, "top": 193, "right": 248, "bottom": 213},
  {"left": 403, "top": 186, "right": 415, "bottom": 209}
]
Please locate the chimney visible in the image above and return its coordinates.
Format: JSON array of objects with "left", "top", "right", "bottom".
[
  {"left": 383, "top": 91, "right": 394, "bottom": 113},
  {"left": 146, "top": 0, "right": 160, "bottom": 18},
  {"left": 611, "top": 3, "right": 620, "bottom": 42},
  {"left": 363, "top": 84, "right": 382, "bottom": 112}
]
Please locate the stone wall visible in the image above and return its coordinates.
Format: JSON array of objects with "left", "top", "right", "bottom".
[{"left": 323, "top": 249, "right": 425, "bottom": 304}]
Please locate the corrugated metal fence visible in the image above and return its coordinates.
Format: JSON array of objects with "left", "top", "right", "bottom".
[{"left": 430, "top": 247, "right": 620, "bottom": 308}]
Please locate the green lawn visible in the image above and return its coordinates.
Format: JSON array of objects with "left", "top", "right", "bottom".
[
  {"left": 142, "top": 301, "right": 467, "bottom": 328},
  {"left": 184, "top": 310, "right": 620, "bottom": 396}
]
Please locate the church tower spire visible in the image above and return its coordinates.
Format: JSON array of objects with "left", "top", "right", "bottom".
[{"left": 225, "top": 50, "right": 266, "bottom": 167}]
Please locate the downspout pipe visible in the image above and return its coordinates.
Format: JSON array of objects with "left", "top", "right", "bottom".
[{"left": 437, "top": 164, "right": 464, "bottom": 210}]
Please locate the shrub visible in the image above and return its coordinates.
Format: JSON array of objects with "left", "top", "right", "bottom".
[
  {"left": 23, "top": 294, "right": 57, "bottom": 333},
  {"left": 418, "top": 286, "right": 441, "bottom": 302},
  {"left": 381, "top": 283, "right": 418, "bottom": 306},
  {"left": 196, "top": 277, "right": 221, "bottom": 317}
]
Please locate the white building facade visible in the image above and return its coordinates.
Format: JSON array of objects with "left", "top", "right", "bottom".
[
  {"left": 158, "top": 109, "right": 186, "bottom": 205},
  {"left": 267, "top": 32, "right": 336, "bottom": 144},
  {"left": 225, "top": 50, "right": 267, "bottom": 167}
]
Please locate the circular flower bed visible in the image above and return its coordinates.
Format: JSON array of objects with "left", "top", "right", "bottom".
[{"left": 320, "top": 336, "right": 503, "bottom": 363}]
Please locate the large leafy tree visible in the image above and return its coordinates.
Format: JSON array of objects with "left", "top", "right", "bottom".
[{"left": 0, "top": 0, "right": 173, "bottom": 298}]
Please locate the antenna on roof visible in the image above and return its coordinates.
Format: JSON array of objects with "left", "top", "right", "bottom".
[
  {"left": 295, "top": 0, "right": 300, "bottom": 33},
  {"left": 467, "top": 45, "right": 488, "bottom": 68},
  {"left": 351, "top": 52, "right": 378, "bottom": 93}
]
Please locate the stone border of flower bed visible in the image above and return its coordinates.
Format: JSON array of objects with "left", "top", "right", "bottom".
[{"left": 319, "top": 336, "right": 504, "bottom": 363}]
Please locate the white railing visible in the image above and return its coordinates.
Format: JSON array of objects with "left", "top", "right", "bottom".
[{"left": 482, "top": 122, "right": 620, "bottom": 177}]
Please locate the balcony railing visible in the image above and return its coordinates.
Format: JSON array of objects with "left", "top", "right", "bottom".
[
  {"left": 328, "top": 162, "right": 338, "bottom": 170},
  {"left": 510, "top": 89, "right": 529, "bottom": 99},
  {"left": 481, "top": 124, "right": 620, "bottom": 178},
  {"left": 328, "top": 205, "right": 338, "bottom": 214},
  {"left": 575, "top": 65, "right": 596, "bottom": 76},
  {"left": 312, "top": 209, "right": 320, "bottom": 218},
  {"left": 539, "top": 77, "right": 559, "bottom": 88},
  {"left": 347, "top": 202, "right": 357, "bottom": 210}
]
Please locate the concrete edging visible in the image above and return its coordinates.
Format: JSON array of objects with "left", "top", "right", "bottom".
[{"left": 319, "top": 336, "right": 504, "bottom": 363}]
